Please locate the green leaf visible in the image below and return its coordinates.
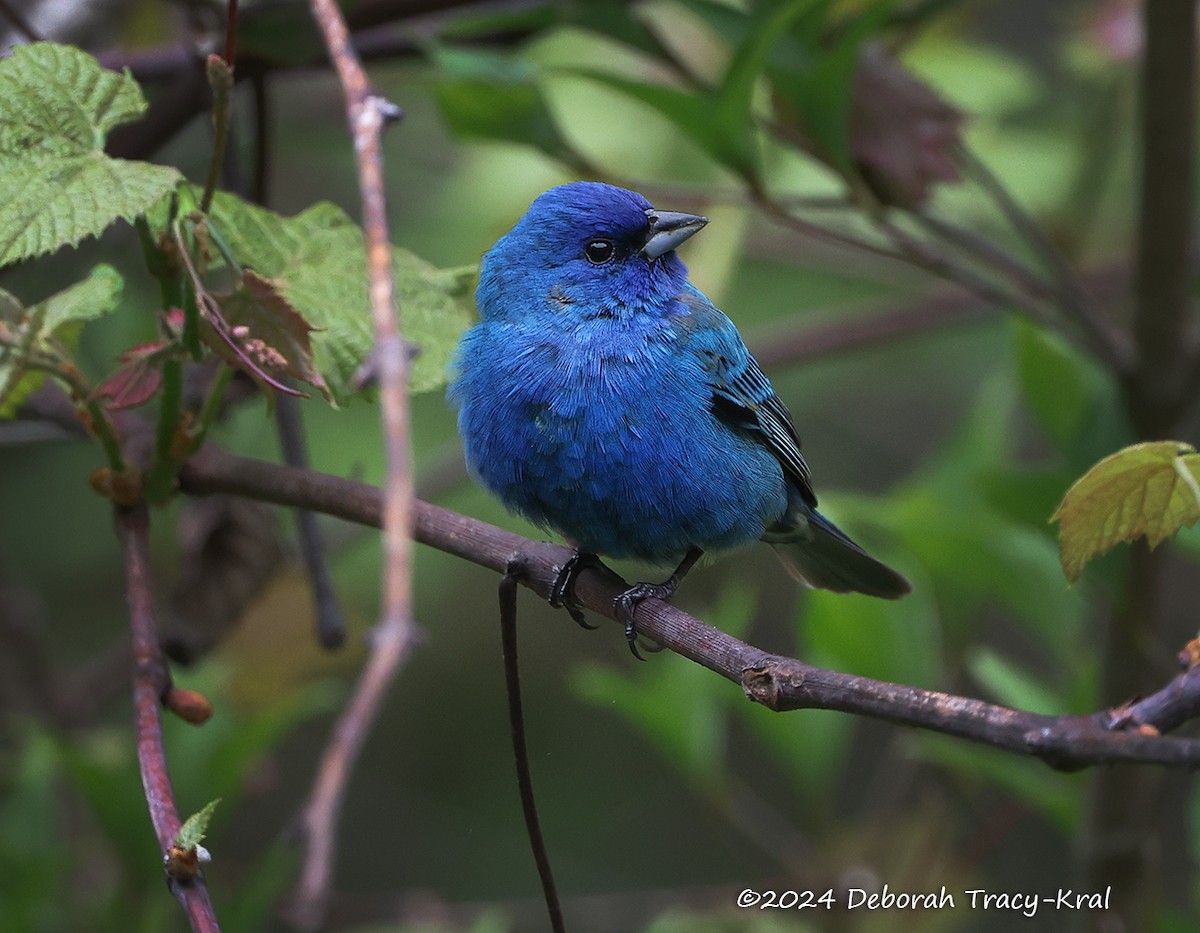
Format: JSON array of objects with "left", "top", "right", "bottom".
[
  {"left": 175, "top": 798, "right": 221, "bottom": 851},
  {"left": 767, "top": 0, "right": 895, "bottom": 174},
  {"left": 0, "top": 264, "right": 122, "bottom": 416},
  {"left": 39, "top": 262, "right": 123, "bottom": 339},
  {"left": 915, "top": 735, "right": 1079, "bottom": 831},
  {"left": 0, "top": 43, "right": 181, "bottom": 266},
  {"left": 209, "top": 271, "right": 329, "bottom": 400},
  {"left": 1013, "top": 318, "right": 1100, "bottom": 454},
  {"left": 571, "top": 585, "right": 755, "bottom": 789},
  {"left": 802, "top": 572, "right": 942, "bottom": 688},
  {"left": 567, "top": 70, "right": 758, "bottom": 180},
  {"left": 203, "top": 192, "right": 473, "bottom": 401},
  {"left": 432, "top": 46, "right": 577, "bottom": 161},
  {"left": 1052, "top": 441, "right": 1200, "bottom": 582},
  {"left": 967, "top": 647, "right": 1063, "bottom": 715}
]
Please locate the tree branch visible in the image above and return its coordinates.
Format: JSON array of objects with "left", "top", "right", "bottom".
[
  {"left": 282, "top": 3, "right": 419, "bottom": 928},
  {"left": 115, "top": 503, "right": 221, "bottom": 933},
  {"left": 178, "top": 444, "right": 1200, "bottom": 771},
  {"left": 1130, "top": 0, "right": 1197, "bottom": 435}
]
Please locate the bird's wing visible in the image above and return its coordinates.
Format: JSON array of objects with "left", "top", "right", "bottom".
[{"left": 673, "top": 288, "right": 817, "bottom": 508}]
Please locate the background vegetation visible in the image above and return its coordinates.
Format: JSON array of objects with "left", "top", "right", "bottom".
[{"left": 1, "top": 1, "right": 1199, "bottom": 931}]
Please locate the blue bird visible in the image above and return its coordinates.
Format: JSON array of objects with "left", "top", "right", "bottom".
[{"left": 451, "top": 181, "right": 910, "bottom": 655}]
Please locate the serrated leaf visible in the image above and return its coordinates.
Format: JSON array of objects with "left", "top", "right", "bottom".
[
  {"left": 1052, "top": 441, "right": 1200, "bottom": 582},
  {"left": 0, "top": 264, "right": 122, "bottom": 416},
  {"left": 204, "top": 191, "right": 473, "bottom": 402},
  {"left": 39, "top": 262, "right": 123, "bottom": 339},
  {"left": 96, "top": 341, "right": 167, "bottom": 410},
  {"left": 174, "top": 798, "right": 221, "bottom": 851},
  {"left": 0, "top": 43, "right": 182, "bottom": 266},
  {"left": 210, "top": 270, "right": 329, "bottom": 400}
]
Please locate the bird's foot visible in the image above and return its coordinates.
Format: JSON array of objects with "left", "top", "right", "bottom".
[
  {"left": 614, "top": 578, "right": 680, "bottom": 661},
  {"left": 549, "top": 550, "right": 601, "bottom": 630}
]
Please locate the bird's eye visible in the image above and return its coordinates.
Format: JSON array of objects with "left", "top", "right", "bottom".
[{"left": 584, "top": 239, "right": 616, "bottom": 265}]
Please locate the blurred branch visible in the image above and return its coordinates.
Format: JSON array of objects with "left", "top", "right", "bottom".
[
  {"left": 115, "top": 503, "right": 221, "bottom": 933},
  {"left": 955, "top": 147, "right": 1133, "bottom": 373},
  {"left": 97, "top": 1, "right": 547, "bottom": 162},
  {"left": 1086, "top": 0, "right": 1199, "bottom": 925},
  {"left": 0, "top": 0, "right": 42, "bottom": 42},
  {"left": 1130, "top": 0, "right": 1197, "bottom": 436},
  {"left": 179, "top": 444, "right": 1200, "bottom": 771},
  {"left": 281, "top": 1, "right": 419, "bottom": 929},
  {"left": 750, "top": 287, "right": 996, "bottom": 371},
  {"left": 275, "top": 396, "right": 347, "bottom": 649}
]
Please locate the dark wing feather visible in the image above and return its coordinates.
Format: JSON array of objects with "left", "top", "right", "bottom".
[{"left": 673, "top": 289, "right": 817, "bottom": 508}]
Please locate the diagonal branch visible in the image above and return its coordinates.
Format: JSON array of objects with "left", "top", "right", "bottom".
[
  {"left": 115, "top": 503, "right": 221, "bottom": 933},
  {"left": 179, "top": 444, "right": 1200, "bottom": 771}
]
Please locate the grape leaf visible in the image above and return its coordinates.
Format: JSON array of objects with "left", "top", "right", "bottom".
[
  {"left": 204, "top": 192, "right": 473, "bottom": 402},
  {"left": 1052, "top": 441, "right": 1200, "bottom": 582},
  {"left": 210, "top": 271, "right": 328, "bottom": 400},
  {"left": 0, "top": 264, "right": 123, "bottom": 417},
  {"left": 0, "top": 43, "right": 181, "bottom": 266},
  {"left": 174, "top": 798, "right": 220, "bottom": 851}
]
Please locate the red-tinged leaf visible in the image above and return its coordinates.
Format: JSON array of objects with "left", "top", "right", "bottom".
[
  {"left": 205, "top": 270, "right": 327, "bottom": 401},
  {"left": 850, "top": 42, "right": 965, "bottom": 208},
  {"left": 96, "top": 341, "right": 168, "bottom": 410},
  {"left": 1052, "top": 441, "right": 1200, "bottom": 582}
]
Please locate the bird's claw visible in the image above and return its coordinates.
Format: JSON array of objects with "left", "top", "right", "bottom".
[
  {"left": 615, "top": 580, "right": 676, "bottom": 661},
  {"left": 550, "top": 551, "right": 601, "bottom": 629}
]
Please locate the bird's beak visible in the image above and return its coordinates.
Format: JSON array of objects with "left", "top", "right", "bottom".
[{"left": 641, "top": 209, "right": 708, "bottom": 260}]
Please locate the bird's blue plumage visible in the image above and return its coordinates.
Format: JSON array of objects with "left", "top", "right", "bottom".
[{"left": 450, "top": 181, "right": 909, "bottom": 600}]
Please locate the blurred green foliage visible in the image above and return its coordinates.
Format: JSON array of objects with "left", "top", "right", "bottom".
[{"left": 1, "top": 1, "right": 1196, "bottom": 932}]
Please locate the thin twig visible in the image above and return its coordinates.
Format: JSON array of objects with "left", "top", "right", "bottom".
[
  {"left": 1084, "top": 1, "right": 1200, "bottom": 924},
  {"left": 500, "top": 563, "right": 567, "bottom": 933},
  {"left": 275, "top": 395, "right": 347, "bottom": 648},
  {"left": 285, "top": 1, "right": 417, "bottom": 927},
  {"left": 748, "top": 286, "right": 998, "bottom": 371},
  {"left": 116, "top": 503, "right": 221, "bottom": 933},
  {"left": 250, "top": 71, "right": 271, "bottom": 204},
  {"left": 180, "top": 445, "right": 1200, "bottom": 771},
  {"left": 956, "top": 146, "right": 1133, "bottom": 373}
]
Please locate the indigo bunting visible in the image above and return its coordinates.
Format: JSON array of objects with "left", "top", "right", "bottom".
[{"left": 451, "top": 182, "right": 909, "bottom": 654}]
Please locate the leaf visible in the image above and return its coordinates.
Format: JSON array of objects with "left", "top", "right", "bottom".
[
  {"left": 0, "top": 43, "right": 181, "bottom": 266},
  {"left": 175, "top": 798, "right": 221, "bottom": 851},
  {"left": 566, "top": 70, "right": 758, "bottom": 180},
  {"left": 210, "top": 271, "right": 329, "bottom": 400},
  {"left": 1053, "top": 442, "right": 1200, "bottom": 582},
  {"left": 802, "top": 570, "right": 942, "bottom": 688},
  {"left": 95, "top": 341, "right": 168, "bottom": 410},
  {"left": 915, "top": 735, "right": 1079, "bottom": 831},
  {"left": 768, "top": 0, "right": 896, "bottom": 175},
  {"left": 0, "top": 264, "right": 123, "bottom": 416},
  {"left": 848, "top": 40, "right": 964, "bottom": 207},
  {"left": 571, "top": 585, "right": 755, "bottom": 789},
  {"left": 203, "top": 192, "right": 474, "bottom": 401},
  {"left": 1013, "top": 318, "right": 1097, "bottom": 454},
  {"left": 431, "top": 45, "right": 576, "bottom": 161},
  {"left": 967, "top": 647, "right": 1063, "bottom": 715}
]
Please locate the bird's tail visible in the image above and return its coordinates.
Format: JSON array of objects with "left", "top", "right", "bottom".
[{"left": 768, "top": 508, "right": 911, "bottom": 599}]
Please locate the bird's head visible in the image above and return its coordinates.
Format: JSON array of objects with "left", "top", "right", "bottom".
[{"left": 477, "top": 181, "right": 708, "bottom": 322}]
